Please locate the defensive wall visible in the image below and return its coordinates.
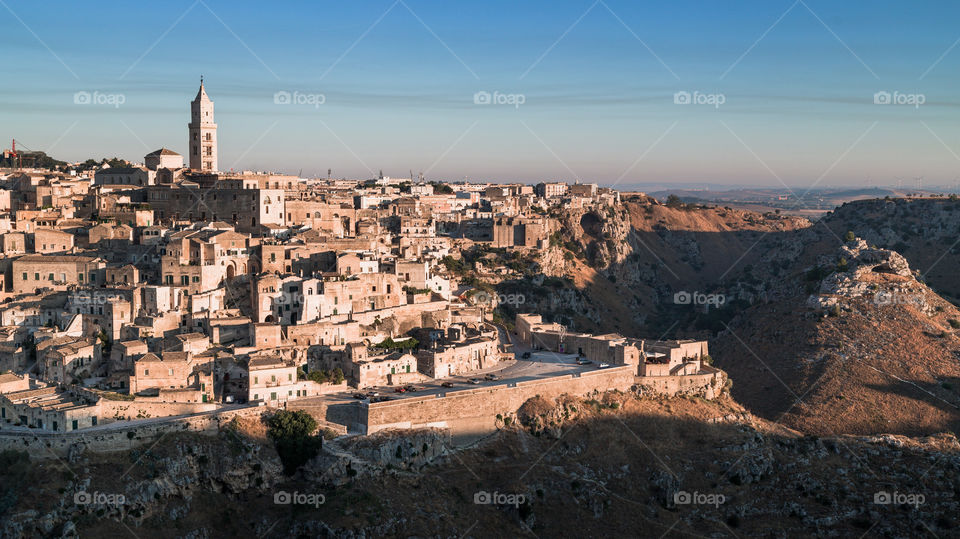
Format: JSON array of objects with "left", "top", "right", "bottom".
[
  {"left": 362, "top": 365, "right": 635, "bottom": 442},
  {"left": 0, "top": 406, "right": 261, "bottom": 458}
]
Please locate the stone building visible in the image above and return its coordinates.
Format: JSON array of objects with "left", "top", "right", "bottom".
[
  {"left": 11, "top": 254, "right": 105, "bottom": 294},
  {"left": 188, "top": 79, "right": 217, "bottom": 171},
  {"left": 144, "top": 148, "right": 183, "bottom": 171},
  {"left": 0, "top": 383, "right": 102, "bottom": 432},
  {"left": 414, "top": 323, "right": 500, "bottom": 378},
  {"left": 515, "top": 313, "right": 705, "bottom": 377},
  {"left": 492, "top": 216, "right": 549, "bottom": 248}
]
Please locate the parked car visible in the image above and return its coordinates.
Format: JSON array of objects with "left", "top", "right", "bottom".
[
  {"left": 576, "top": 359, "right": 592, "bottom": 365},
  {"left": 467, "top": 378, "right": 481, "bottom": 385},
  {"left": 394, "top": 387, "right": 407, "bottom": 393},
  {"left": 366, "top": 391, "right": 380, "bottom": 397},
  {"left": 521, "top": 352, "right": 532, "bottom": 359},
  {"left": 484, "top": 373, "right": 499, "bottom": 381},
  {"left": 441, "top": 381, "right": 454, "bottom": 388},
  {"left": 404, "top": 385, "right": 419, "bottom": 392},
  {"left": 352, "top": 393, "right": 366, "bottom": 399},
  {"left": 598, "top": 363, "right": 610, "bottom": 369}
]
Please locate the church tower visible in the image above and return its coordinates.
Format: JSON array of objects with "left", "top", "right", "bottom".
[{"left": 188, "top": 77, "right": 218, "bottom": 171}]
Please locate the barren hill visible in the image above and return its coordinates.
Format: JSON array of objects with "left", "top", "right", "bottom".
[
  {"left": 501, "top": 197, "right": 960, "bottom": 438},
  {"left": 6, "top": 392, "right": 958, "bottom": 537},
  {"left": 822, "top": 197, "right": 960, "bottom": 303}
]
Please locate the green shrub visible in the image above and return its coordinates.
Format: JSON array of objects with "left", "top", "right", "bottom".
[{"left": 266, "top": 410, "right": 323, "bottom": 475}]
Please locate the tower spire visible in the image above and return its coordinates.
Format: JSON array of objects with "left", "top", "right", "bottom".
[{"left": 189, "top": 79, "right": 217, "bottom": 171}]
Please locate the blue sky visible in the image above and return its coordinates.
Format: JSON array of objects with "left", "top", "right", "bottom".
[{"left": 3, "top": 0, "right": 960, "bottom": 187}]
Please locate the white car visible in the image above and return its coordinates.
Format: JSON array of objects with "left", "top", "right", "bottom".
[{"left": 598, "top": 363, "right": 610, "bottom": 369}]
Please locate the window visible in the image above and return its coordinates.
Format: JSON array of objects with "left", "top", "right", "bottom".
[
  {"left": 270, "top": 392, "right": 277, "bottom": 401},
  {"left": 145, "top": 369, "right": 149, "bottom": 376},
  {"left": 21, "top": 273, "right": 26, "bottom": 280},
  {"left": 34, "top": 273, "right": 39, "bottom": 280},
  {"left": 72, "top": 420, "right": 78, "bottom": 430},
  {"left": 48, "top": 273, "right": 54, "bottom": 281},
  {"left": 287, "top": 373, "right": 292, "bottom": 381},
  {"left": 254, "top": 377, "right": 258, "bottom": 384}
]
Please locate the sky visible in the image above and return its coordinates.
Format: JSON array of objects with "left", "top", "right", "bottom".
[{"left": 3, "top": 0, "right": 960, "bottom": 188}]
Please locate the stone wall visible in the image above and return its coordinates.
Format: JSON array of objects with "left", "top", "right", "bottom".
[
  {"left": 636, "top": 366, "right": 726, "bottom": 398},
  {"left": 0, "top": 406, "right": 261, "bottom": 458},
  {"left": 362, "top": 366, "right": 635, "bottom": 442},
  {"left": 99, "top": 399, "right": 219, "bottom": 421}
]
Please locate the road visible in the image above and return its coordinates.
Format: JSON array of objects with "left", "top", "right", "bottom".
[{"left": 300, "top": 343, "right": 604, "bottom": 407}]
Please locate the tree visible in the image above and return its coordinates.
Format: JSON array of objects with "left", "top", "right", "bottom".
[
  {"left": 665, "top": 194, "right": 683, "bottom": 209},
  {"left": 844, "top": 230, "right": 856, "bottom": 242},
  {"left": 266, "top": 410, "right": 322, "bottom": 475},
  {"left": 429, "top": 181, "right": 453, "bottom": 194}
]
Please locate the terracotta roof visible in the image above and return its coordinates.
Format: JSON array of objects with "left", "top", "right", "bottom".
[{"left": 146, "top": 148, "right": 181, "bottom": 157}]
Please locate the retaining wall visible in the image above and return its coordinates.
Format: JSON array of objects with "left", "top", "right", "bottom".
[
  {"left": 363, "top": 366, "right": 635, "bottom": 441},
  {"left": 0, "top": 406, "right": 262, "bottom": 458}
]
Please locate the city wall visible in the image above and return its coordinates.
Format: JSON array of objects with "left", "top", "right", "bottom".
[
  {"left": 0, "top": 406, "right": 262, "bottom": 458},
  {"left": 362, "top": 366, "right": 635, "bottom": 442},
  {"left": 636, "top": 367, "right": 726, "bottom": 398}
]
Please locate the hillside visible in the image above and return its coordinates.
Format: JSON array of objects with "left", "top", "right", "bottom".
[
  {"left": 822, "top": 197, "right": 960, "bottom": 304},
  {"left": 713, "top": 239, "right": 960, "bottom": 436},
  {"left": 495, "top": 196, "right": 960, "bottom": 438},
  {"left": 4, "top": 392, "right": 959, "bottom": 538},
  {"left": 493, "top": 198, "right": 812, "bottom": 338}
]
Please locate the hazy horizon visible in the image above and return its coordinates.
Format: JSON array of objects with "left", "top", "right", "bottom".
[{"left": 4, "top": 1, "right": 960, "bottom": 187}]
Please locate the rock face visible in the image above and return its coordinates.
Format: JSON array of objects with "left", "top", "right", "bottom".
[
  {"left": 304, "top": 428, "right": 451, "bottom": 486},
  {"left": 2, "top": 430, "right": 283, "bottom": 538},
  {"left": 823, "top": 197, "right": 960, "bottom": 304},
  {"left": 808, "top": 238, "right": 918, "bottom": 310}
]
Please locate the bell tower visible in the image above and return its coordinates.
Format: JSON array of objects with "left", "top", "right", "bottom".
[{"left": 188, "top": 77, "right": 218, "bottom": 171}]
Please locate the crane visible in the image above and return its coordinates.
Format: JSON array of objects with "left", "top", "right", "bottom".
[
  {"left": 3, "top": 139, "right": 39, "bottom": 169},
  {"left": 3, "top": 139, "right": 20, "bottom": 169}
]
